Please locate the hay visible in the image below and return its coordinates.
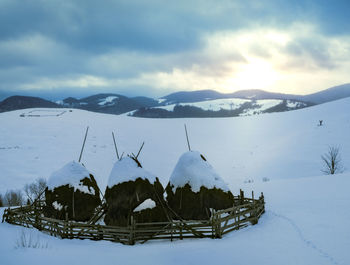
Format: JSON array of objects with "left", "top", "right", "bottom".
[
  {"left": 104, "top": 177, "right": 167, "bottom": 226},
  {"left": 165, "top": 183, "right": 234, "bottom": 220},
  {"left": 104, "top": 156, "right": 167, "bottom": 226},
  {"left": 43, "top": 174, "right": 101, "bottom": 222}
]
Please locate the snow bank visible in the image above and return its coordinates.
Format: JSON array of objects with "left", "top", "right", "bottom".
[
  {"left": 133, "top": 199, "right": 156, "bottom": 212},
  {"left": 47, "top": 161, "right": 94, "bottom": 194},
  {"left": 107, "top": 157, "right": 156, "bottom": 188},
  {"left": 169, "top": 151, "right": 229, "bottom": 193}
]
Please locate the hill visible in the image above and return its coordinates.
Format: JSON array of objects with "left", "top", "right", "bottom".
[
  {"left": 301, "top": 83, "right": 350, "bottom": 103},
  {"left": 0, "top": 96, "right": 59, "bottom": 113},
  {"left": 130, "top": 98, "right": 312, "bottom": 118},
  {"left": 161, "top": 84, "right": 350, "bottom": 105},
  {"left": 59, "top": 93, "right": 159, "bottom": 114}
]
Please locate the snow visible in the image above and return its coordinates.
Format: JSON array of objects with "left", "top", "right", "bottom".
[
  {"left": 52, "top": 201, "right": 63, "bottom": 211},
  {"left": 240, "top": 99, "right": 282, "bottom": 116},
  {"left": 47, "top": 161, "right": 95, "bottom": 195},
  {"left": 157, "top": 98, "right": 166, "bottom": 104},
  {"left": 1, "top": 173, "right": 350, "bottom": 265},
  {"left": 169, "top": 151, "right": 230, "bottom": 193},
  {"left": 133, "top": 199, "right": 156, "bottom": 212},
  {"left": 1, "top": 98, "right": 350, "bottom": 265},
  {"left": 107, "top": 157, "right": 157, "bottom": 188},
  {"left": 155, "top": 98, "right": 250, "bottom": 111},
  {"left": 286, "top": 100, "right": 306, "bottom": 108},
  {"left": 98, "top": 96, "right": 118, "bottom": 106},
  {"left": 152, "top": 98, "right": 289, "bottom": 115}
]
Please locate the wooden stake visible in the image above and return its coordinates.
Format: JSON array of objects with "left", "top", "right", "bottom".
[
  {"left": 112, "top": 132, "right": 120, "bottom": 160},
  {"left": 136, "top": 142, "right": 145, "bottom": 159},
  {"left": 78, "top": 126, "right": 89, "bottom": 163},
  {"left": 184, "top": 124, "right": 191, "bottom": 151}
]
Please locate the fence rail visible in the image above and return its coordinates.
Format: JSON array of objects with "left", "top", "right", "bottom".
[{"left": 2, "top": 190, "right": 265, "bottom": 245}]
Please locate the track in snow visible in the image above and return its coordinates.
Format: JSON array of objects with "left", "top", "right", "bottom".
[{"left": 269, "top": 210, "right": 339, "bottom": 265}]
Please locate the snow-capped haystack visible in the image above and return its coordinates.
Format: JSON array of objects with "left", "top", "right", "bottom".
[
  {"left": 104, "top": 156, "right": 167, "bottom": 226},
  {"left": 166, "top": 151, "right": 234, "bottom": 220},
  {"left": 43, "top": 161, "right": 101, "bottom": 222}
]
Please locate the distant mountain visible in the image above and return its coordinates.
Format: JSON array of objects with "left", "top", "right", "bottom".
[
  {"left": 160, "top": 90, "right": 226, "bottom": 104},
  {"left": 130, "top": 98, "right": 312, "bottom": 118},
  {"left": 131, "top": 96, "right": 159, "bottom": 107},
  {"left": 0, "top": 96, "right": 59, "bottom": 113},
  {"left": 59, "top": 93, "right": 159, "bottom": 114},
  {"left": 160, "top": 89, "right": 302, "bottom": 105},
  {"left": 229, "top": 89, "right": 301, "bottom": 100},
  {"left": 161, "top": 85, "right": 350, "bottom": 105},
  {"left": 0, "top": 83, "right": 349, "bottom": 117},
  {"left": 300, "top": 83, "right": 350, "bottom": 104}
]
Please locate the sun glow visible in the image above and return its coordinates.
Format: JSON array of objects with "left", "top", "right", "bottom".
[{"left": 225, "top": 59, "right": 279, "bottom": 90}]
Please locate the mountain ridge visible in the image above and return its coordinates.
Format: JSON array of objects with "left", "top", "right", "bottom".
[{"left": 1, "top": 83, "right": 349, "bottom": 116}]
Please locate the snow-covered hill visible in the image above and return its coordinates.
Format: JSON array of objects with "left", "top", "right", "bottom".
[
  {"left": 0, "top": 98, "right": 349, "bottom": 193},
  {"left": 0, "top": 98, "right": 349, "bottom": 265},
  {"left": 157, "top": 98, "right": 306, "bottom": 114},
  {"left": 130, "top": 98, "right": 311, "bottom": 118}
]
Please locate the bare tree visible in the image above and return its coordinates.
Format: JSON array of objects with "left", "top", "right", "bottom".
[
  {"left": 4, "top": 190, "right": 23, "bottom": 206},
  {"left": 24, "top": 178, "right": 47, "bottom": 204},
  {"left": 321, "top": 146, "right": 344, "bottom": 175},
  {"left": 0, "top": 194, "right": 3, "bottom": 207}
]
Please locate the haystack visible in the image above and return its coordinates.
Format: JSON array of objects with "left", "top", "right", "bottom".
[
  {"left": 43, "top": 161, "right": 101, "bottom": 222},
  {"left": 165, "top": 151, "right": 234, "bottom": 220},
  {"left": 104, "top": 156, "right": 167, "bottom": 226}
]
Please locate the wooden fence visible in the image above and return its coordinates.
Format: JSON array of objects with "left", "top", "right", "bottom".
[{"left": 2, "top": 190, "right": 265, "bottom": 245}]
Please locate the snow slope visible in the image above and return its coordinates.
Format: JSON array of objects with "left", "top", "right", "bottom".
[
  {"left": 0, "top": 98, "right": 349, "bottom": 265},
  {"left": 0, "top": 98, "right": 348, "bottom": 194}
]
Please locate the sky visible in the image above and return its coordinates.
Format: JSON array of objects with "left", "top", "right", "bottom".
[{"left": 0, "top": 0, "right": 350, "bottom": 100}]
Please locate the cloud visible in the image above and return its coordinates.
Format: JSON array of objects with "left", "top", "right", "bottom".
[{"left": 0, "top": 1, "right": 350, "bottom": 98}]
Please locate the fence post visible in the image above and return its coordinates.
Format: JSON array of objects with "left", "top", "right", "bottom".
[
  {"left": 218, "top": 213, "right": 222, "bottom": 238},
  {"left": 171, "top": 221, "right": 173, "bottom": 242},
  {"left": 180, "top": 222, "right": 183, "bottom": 240},
  {"left": 69, "top": 221, "right": 73, "bottom": 239},
  {"left": 211, "top": 209, "right": 215, "bottom": 238},
  {"left": 240, "top": 189, "right": 244, "bottom": 204},
  {"left": 213, "top": 211, "right": 222, "bottom": 239},
  {"left": 129, "top": 216, "right": 135, "bottom": 245}
]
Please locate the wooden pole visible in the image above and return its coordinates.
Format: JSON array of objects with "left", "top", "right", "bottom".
[
  {"left": 78, "top": 126, "right": 89, "bottom": 162},
  {"left": 136, "top": 142, "right": 145, "bottom": 159},
  {"left": 112, "top": 132, "right": 120, "bottom": 160},
  {"left": 72, "top": 190, "right": 75, "bottom": 219},
  {"left": 184, "top": 124, "right": 191, "bottom": 151}
]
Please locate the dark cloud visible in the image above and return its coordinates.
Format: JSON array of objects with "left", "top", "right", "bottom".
[
  {"left": 0, "top": 0, "right": 320, "bottom": 54},
  {"left": 283, "top": 37, "right": 337, "bottom": 70}
]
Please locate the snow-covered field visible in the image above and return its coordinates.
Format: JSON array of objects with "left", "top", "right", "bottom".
[{"left": 0, "top": 98, "right": 349, "bottom": 265}]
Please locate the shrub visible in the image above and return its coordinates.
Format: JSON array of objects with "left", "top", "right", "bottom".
[
  {"left": 15, "top": 230, "right": 49, "bottom": 249},
  {"left": 24, "top": 177, "right": 47, "bottom": 204},
  {"left": 321, "top": 146, "right": 344, "bottom": 175},
  {"left": 4, "top": 190, "right": 23, "bottom": 206}
]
